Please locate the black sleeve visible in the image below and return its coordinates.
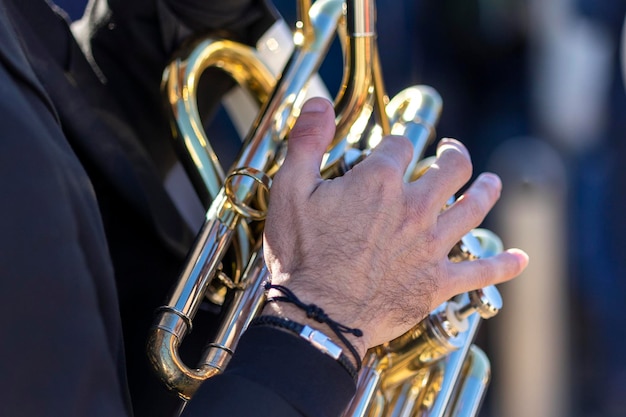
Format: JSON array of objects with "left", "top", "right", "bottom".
[
  {"left": 183, "top": 327, "right": 357, "bottom": 417},
  {"left": 0, "top": 15, "right": 132, "bottom": 416}
]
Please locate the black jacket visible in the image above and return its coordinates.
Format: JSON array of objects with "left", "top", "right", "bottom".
[{"left": 0, "top": 0, "right": 355, "bottom": 415}]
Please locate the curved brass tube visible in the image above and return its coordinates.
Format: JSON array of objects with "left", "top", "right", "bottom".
[
  {"left": 147, "top": 314, "right": 219, "bottom": 399},
  {"left": 163, "top": 39, "right": 275, "bottom": 204},
  {"left": 148, "top": 0, "right": 356, "bottom": 400},
  {"left": 151, "top": 1, "right": 506, "bottom": 415},
  {"left": 333, "top": 0, "right": 376, "bottom": 142}
]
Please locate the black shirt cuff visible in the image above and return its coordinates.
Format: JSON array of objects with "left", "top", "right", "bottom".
[{"left": 185, "top": 326, "right": 357, "bottom": 417}]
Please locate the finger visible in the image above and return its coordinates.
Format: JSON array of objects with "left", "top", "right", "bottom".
[
  {"left": 445, "top": 248, "right": 529, "bottom": 295},
  {"left": 358, "top": 135, "right": 414, "bottom": 179},
  {"left": 437, "top": 173, "right": 502, "bottom": 247},
  {"left": 408, "top": 138, "right": 472, "bottom": 214},
  {"left": 277, "top": 98, "right": 336, "bottom": 196}
]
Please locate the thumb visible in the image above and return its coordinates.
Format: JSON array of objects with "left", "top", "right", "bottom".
[{"left": 278, "top": 98, "right": 336, "bottom": 195}]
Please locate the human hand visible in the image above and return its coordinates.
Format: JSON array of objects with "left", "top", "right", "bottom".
[{"left": 262, "top": 97, "right": 528, "bottom": 359}]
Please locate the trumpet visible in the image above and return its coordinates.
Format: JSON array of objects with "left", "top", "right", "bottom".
[{"left": 147, "top": 0, "right": 506, "bottom": 415}]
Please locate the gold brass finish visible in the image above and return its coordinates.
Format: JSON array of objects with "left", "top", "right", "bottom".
[
  {"left": 163, "top": 39, "right": 275, "bottom": 204},
  {"left": 149, "top": 1, "right": 506, "bottom": 415}
]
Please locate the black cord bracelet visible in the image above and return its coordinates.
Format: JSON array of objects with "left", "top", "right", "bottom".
[
  {"left": 263, "top": 283, "right": 364, "bottom": 372},
  {"left": 250, "top": 315, "right": 359, "bottom": 381}
]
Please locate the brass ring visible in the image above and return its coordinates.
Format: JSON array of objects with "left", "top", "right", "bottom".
[{"left": 224, "top": 167, "right": 272, "bottom": 221}]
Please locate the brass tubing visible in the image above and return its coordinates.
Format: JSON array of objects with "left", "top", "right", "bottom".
[
  {"left": 448, "top": 346, "right": 491, "bottom": 417},
  {"left": 343, "top": 354, "right": 387, "bottom": 417},
  {"left": 344, "top": 226, "right": 500, "bottom": 415},
  {"left": 383, "top": 364, "right": 444, "bottom": 417},
  {"left": 296, "top": 0, "right": 314, "bottom": 45},
  {"left": 333, "top": 0, "right": 377, "bottom": 142},
  {"left": 231, "top": 0, "right": 343, "bottom": 175},
  {"left": 160, "top": 190, "right": 240, "bottom": 319},
  {"left": 197, "top": 248, "right": 269, "bottom": 381},
  {"left": 379, "top": 313, "right": 466, "bottom": 391},
  {"left": 351, "top": 312, "right": 481, "bottom": 417},
  {"left": 384, "top": 86, "right": 443, "bottom": 182},
  {"left": 153, "top": 2, "right": 501, "bottom": 416},
  {"left": 147, "top": 314, "right": 219, "bottom": 400},
  {"left": 163, "top": 40, "right": 275, "bottom": 203},
  {"left": 419, "top": 302, "right": 482, "bottom": 417},
  {"left": 148, "top": 0, "right": 346, "bottom": 399},
  {"left": 372, "top": 44, "right": 390, "bottom": 136}
]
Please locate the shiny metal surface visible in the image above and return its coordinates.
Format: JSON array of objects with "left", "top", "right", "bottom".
[
  {"left": 148, "top": 0, "right": 372, "bottom": 401},
  {"left": 150, "top": 1, "right": 508, "bottom": 414},
  {"left": 200, "top": 247, "right": 268, "bottom": 373},
  {"left": 449, "top": 346, "right": 491, "bottom": 417},
  {"left": 342, "top": 227, "right": 505, "bottom": 417},
  {"left": 162, "top": 39, "right": 275, "bottom": 204}
]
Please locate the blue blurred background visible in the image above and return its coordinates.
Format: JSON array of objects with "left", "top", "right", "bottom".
[{"left": 54, "top": 0, "right": 626, "bottom": 415}]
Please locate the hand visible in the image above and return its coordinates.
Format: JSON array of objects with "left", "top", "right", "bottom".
[{"left": 262, "top": 97, "right": 528, "bottom": 358}]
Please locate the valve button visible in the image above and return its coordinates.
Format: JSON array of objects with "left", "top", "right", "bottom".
[{"left": 455, "top": 285, "right": 502, "bottom": 321}]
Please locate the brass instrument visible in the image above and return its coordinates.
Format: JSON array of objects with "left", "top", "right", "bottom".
[{"left": 147, "top": 0, "right": 506, "bottom": 415}]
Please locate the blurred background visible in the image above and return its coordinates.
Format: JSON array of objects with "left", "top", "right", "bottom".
[{"left": 53, "top": 0, "right": 626, "bottom": 416}]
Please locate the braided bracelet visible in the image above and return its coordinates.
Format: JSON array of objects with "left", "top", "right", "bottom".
[
  {"left": 250, "top": 315, "right": 359, "bottom": 381},
  {"left": 263, "top": 283, "right": 364, "bottom": 372}
]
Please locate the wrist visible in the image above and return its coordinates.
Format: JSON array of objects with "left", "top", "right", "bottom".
[
  {"left": 262, "top": 302, "right": 367, "bottom": 361},
  {"left": 260, "top": 284, "right": 367, "bottom": 370}
]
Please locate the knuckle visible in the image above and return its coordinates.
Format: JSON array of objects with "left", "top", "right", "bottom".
[
  {"left": 406, "top": 195, "right": 431, "bottom": 222},
  {"left": 374, "top": 156, "right": 405, "bottom": 179},
  {"left": 408, "top": 186, "right": 440, "bottom": 219},
  {"left": 452, "top": 152, "right": 473, "bottom": 181},
  {"left": 372, "top": 135, "right": 413, "bottom": 166},
  {"left": 385, "top": 134, "right": 413, "bottom": 154},
  {"left": 438, "top": 142, "right": 472, "bottom": 178},
  {"left": 473, "top": 259, "right": 493, "bottom": 288},
  {"left": 359, "top": 155, "right": 405, "bottom": 192},
  {"left": 289, "top": 121, "right": 326, "bottom": 144},
  {"left": 466, "top": 197, "right": 487, "bottom": 224},
  {"left": 421, "top": 228, "right": 439, "bottom": 250}
]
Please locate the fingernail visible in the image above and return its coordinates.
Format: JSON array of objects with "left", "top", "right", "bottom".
[
  {"left": 437, "top": 138, "right": 470, "bottom": 159},
  {"left": 507, "top": 248, "right": 530, "bottom": 267},
  {"left": 301, "top": 97, "right": 331, "bottom": 114},
  {"left": 478, "top": 173, "right": 501, "bottom": 188}
]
